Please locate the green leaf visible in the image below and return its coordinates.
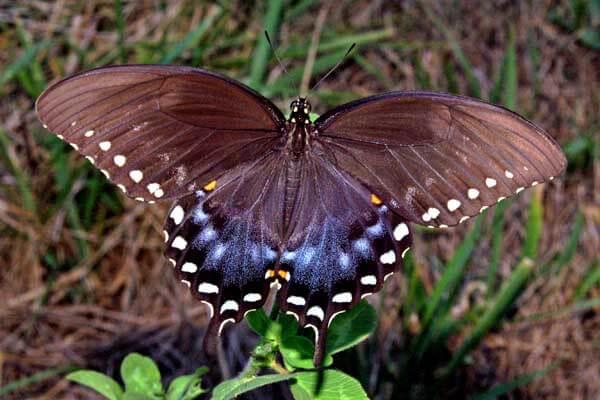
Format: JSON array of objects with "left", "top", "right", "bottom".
[
  {"left": 67, "top": 370, "right": 123, "bottom": 400},
  {"left": 211, "top": 373, "right": 298, "bottom": 400},
  {"left": 280, "top": 335, "right": 333, "bottom": 369},
  {"left": 120, "top": 353, "right": 163, "bottom": 398},
  {"left": 291, "top": 370, "right": 368, "bottom": 400},
  {"left": 326, "top": 301, "right": 377, "bottom": 356},
  {"left": 246, "top": 309, "right": 271, "bottom": 337},
  {"left": 166, "top": 367, "right": 208, "bottom": 400}
]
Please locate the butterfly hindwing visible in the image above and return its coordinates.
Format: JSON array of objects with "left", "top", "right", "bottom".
[
  {"left": 162, "top": 150, "right": 286, "bottom": 354},
  {"left": 316, "top": 92, "right": 566, "bottom": 227},
  {"left": 36, "top": 65, "right": 285, "bottom": 202},
  {"left": 275, "top": 150, "right": 412, "bottom": 364}
]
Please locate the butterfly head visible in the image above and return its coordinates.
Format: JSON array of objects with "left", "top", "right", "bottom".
[{"left": 289, "top": 98, "right": 312, "bottom": 125}]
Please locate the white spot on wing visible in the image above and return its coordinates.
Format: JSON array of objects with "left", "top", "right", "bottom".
[
  {"left": 287, "top": 296, "right": 306, "bottom": 306},
  {"left": 99, "top": 141, "right": 111, "bottom": 151},
  {"left": 170, "top": 205, "right": 184, "bottom": 225},
  {"left": 401, "top": 247, "right": 410, "bottom": 258},
  {"left": 379, "top": 250, "right": 396, "bottom": 264},
  {"left": 393, "top": 223, "right": 409, "bottom": 241},
  {"left": 129, "top": 170, "right": 143, "bottom": 183},
  {"left": 198, "top": 282, "right": 219, "bottom": 294},
  {"left": 163, "top": 230, "right": 169, "bottom": 242},
  {"left": 485, "top": 177, "right": 497, "bottom": 188},
  {"left": 531, "top": 181, "right": 538, "bottom": 186},
  {"left": 220, "top": 300, "right": 239, "bottom": 314},
  {"left": 332, "top": 292, "right": 352, "bottom": 303},
  {"left": 468, "top": 188, "right": 480, "bottom": 199},
  {"left": 147, "top": 182, "right": 160, "bottom": 194},
  {"left": 181, "top": 262, "right": 197, "bottom": 273},
  {"left": 113, "top": 155, "right": 126, "bottom": 167},
  {"left": 516, "top": 187, "right": 525, "bottom": 193},
  {"left": 505, "top": 170, "right": 514, "bottom": 179},
  {"left": 84, "top": 130, "right": 94, "bottom": 137},
  {"left": 361, "top": 275, "right": 377, "bottom": 285},
  {"left": 307, "top": 306, "right": 324, "bottom": 321},
  {"left": 243, "top": 293, "right": 262, "bottom": 302},
  {"left": 171, "top": 236, "right": 188, "bottom": 250},
  {"left": 447, "top": 199, "right": 461, "bottom": 212},
  {"left": 85, "top": 156, "right": 95, "bottom": 165},
  {"left": 428, "top": 207, "right": 440, "bottom": 219}
]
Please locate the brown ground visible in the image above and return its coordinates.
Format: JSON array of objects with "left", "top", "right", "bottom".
[{"left": 0, "top": 1, "right": 598, "bottom": 399}]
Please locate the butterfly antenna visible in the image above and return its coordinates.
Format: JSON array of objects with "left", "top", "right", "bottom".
[
  {"left": 264, "top": 30, "right": 288, "bottom": 76},
  {"left": 309, "top": 43, "right": 356, "bottom": 94}
]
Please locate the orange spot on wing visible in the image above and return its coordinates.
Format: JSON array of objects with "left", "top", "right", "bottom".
[
  {"left": 277, "top": 270, "right": 290, "bottom": 281},
  {"left": 370, "top": 194, "right": 382, "bottom": 206},
  {"left": 203, "top": 180, "right": 217, "bottom": 191}
]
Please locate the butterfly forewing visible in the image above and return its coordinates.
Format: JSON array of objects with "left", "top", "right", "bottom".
[
  {"left": 316, "top": 92, "right": 566, "bottom": 227},
  {"left": 36, "top": 65, "right": 285, "bottom": 202}
]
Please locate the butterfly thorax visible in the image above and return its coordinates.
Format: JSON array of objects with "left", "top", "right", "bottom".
[{"left": 285, "top": 98, "right": 314, "bottom": 157}]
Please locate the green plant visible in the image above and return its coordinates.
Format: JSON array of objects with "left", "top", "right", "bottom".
[
  {"left": 67, "top": 353, "right": 208, "bottom": 400},
  {"left": 66, "top": 301, "right": 375, "bottom": 399}
]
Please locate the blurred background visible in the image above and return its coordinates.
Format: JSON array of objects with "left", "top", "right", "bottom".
[{"left": 0, "top": 1, "right": 598, "bottom": 399}]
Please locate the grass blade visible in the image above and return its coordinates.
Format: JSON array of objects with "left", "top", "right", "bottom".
[
  {"left": 114, "top": 0, "right": 126, "bottom": 63},
  {"left": 159, "top": 7, "right": 222, "bottom": 64},
  {"left": 0, "top": 41, "right": 50, "bottom": 90},
  {"left": 424, "top": 8, "right": 481, "bottom": 98},
  {"left": 469, "top": 362, "right": 560, "bottom": 400},
  {"left": 440, "top": 258, "right": 535, "bottom": 377},
  {"left": 414, "top": 216, "right": 483, "bottom": 357},
  {"left": 248, "top": 0, "right": 285, "bottom": 89},
  {"left": 0, "top": 366, "right": 76, "bottom": 397},
  {"left": 0, "top": 129, "right": 37, "bottom": 214},
  {"left": 573, "top": 259, "right": 600, "bottom": 300},
  {"left": 522, "top": 188, "right": 543, "bottom": 260}
]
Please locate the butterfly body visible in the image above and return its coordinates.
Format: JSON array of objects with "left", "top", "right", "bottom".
[{"left": 36, "top": 65, "right": 566, "bottom": 365}]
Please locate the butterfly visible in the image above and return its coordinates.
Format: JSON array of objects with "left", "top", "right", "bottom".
[{"left": 36, "top": 65, "right": 566, "bottom": 365}]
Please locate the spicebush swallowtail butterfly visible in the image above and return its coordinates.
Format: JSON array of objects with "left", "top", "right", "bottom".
[{"left": 36, "top": 65, "right": 566, "bottom": 365}]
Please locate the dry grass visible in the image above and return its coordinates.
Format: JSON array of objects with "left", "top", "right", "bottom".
[{"left": 0, "top": 1, "right": 598, "bottom": 399}]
